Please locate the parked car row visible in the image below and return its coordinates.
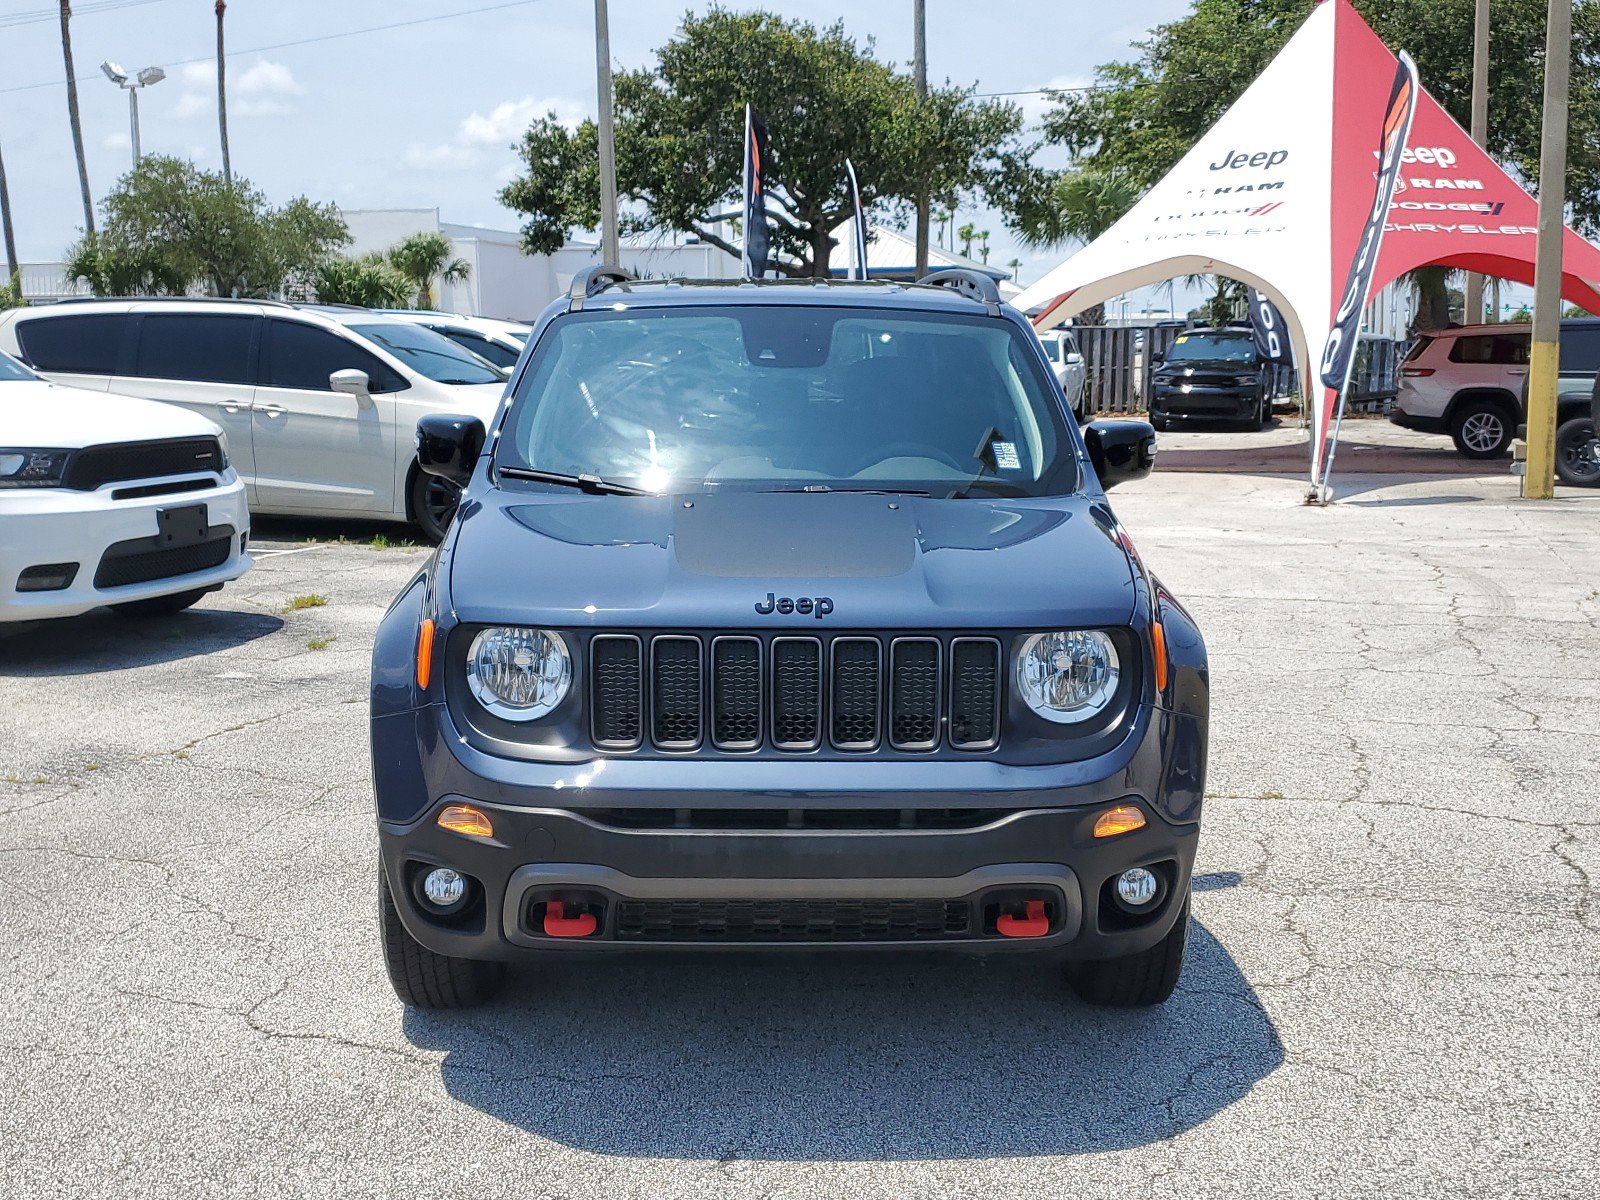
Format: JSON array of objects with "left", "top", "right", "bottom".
[
  {"left": 1391, "top": 317, "right": 1600, "bottom": 462},
  {"left": 0, "top": 299, "right": 532, "bottom": 623}
]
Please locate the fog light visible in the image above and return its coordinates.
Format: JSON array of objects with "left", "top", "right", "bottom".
[
  {"left": 421, "top": 867, "right": 467, "bottom": 911},
  {"left": 1116, "top": 867, "right": 1159, "bottom": 909},
  {"left": 16, "top": 562, "right": 79, "bottom": 592}
]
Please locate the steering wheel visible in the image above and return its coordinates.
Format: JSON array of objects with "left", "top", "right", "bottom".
[{"left": 844, "top": 442, "right": 971, "bottom": 477}]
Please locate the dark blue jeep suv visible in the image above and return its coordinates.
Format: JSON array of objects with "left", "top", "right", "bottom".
[{"left": 370, "top": 268, "right": 1208, "bottom": 1009}]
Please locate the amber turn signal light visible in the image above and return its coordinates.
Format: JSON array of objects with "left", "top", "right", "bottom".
[
  {"left": 437, "top": 804, "right": 494, "bottom": 839},
  {"left": 416, "top": 618, "right": 435, "bottom": 690},
  {"left": 1093, "top": 805, "right": 1147, "bottom": 839},
  {"left": 1152, "top": 621, "right": 1169, "bottom": 692}
]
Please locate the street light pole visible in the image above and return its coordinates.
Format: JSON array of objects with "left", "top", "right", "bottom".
[
  {"left": 913, "top": 0, "right": 929, "bottom": 278},
  {"left": 127, "top": 85, "right": 141, "bottom": 163},
  {"left": 1463, "top": 0, "right": 1490, "bottom": 324},
  {"left": 1523, "top": 0, "right": 1571, "bottom": 501},
  {"left": 593, "top": 0, "right": 620, "bottom": 265},
  {"left": 100, "top": 62, "right": 165, "bottom": 171}
]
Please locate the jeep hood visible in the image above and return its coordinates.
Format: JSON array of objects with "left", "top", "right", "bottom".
[{"left": 447, "top": 490, "right": 1137, "bottom": 629}]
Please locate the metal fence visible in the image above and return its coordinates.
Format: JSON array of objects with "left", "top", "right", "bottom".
[{"left": 1070, "top": 324, "right": 1404, "bottom": 416}]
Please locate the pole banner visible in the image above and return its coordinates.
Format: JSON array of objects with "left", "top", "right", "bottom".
[
  {"left": 1246, "top": 288, "right": 1290, "bottom": 362},
  {"left": 1315, "top": 49, "right": 1419, "bottom": 490},
  {"left": 741, "top": 104, "right": 771, "bottom": 280},
  {"left": 845, "top": 158, "right": 868, "bottom": 281}
]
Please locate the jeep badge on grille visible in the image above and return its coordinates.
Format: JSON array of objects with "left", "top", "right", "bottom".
[{"left": 754, "top": 592, "right": 833, "bottom": 618}]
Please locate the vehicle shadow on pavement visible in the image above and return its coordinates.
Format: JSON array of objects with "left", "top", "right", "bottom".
[
  {"left": 404, "top": 919, "right": 1282, "bottom": 1160},
  {"left": 0, "top": 607, "right": 282, "bottom": 675}
]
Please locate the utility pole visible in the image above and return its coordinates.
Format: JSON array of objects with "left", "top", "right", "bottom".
[
  {"left": 1463, "top": 0, "right": 1490, "bottom": 324},
  {"left": 1523, "top": 0, "right": 1571, "bottom": 501},
  {"left": 913, "top": 0, "right": 929, "bottom": 277},
  {"left": 59, "top": 1, "right": 95, "bottom": 235},
  {"left": 216, "top": 0, "right": 232, "bottom": 185},
  {"left": 0, "top": 134, "right": 19, "bottom": 295},
  {"left": 593, "top": 0, "right": 620, "bottom": 265}
]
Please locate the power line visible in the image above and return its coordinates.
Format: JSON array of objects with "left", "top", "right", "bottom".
[
  {"left": 0, "top": 0, "right": 172, "bottom": 31},
  {"left": 0, "top": 0, "right": 550, "bottom": 95}
]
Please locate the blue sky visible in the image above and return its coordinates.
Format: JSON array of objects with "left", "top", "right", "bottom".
[{"left": 0, "top": 0, "right": 1196, "bottom": 290}]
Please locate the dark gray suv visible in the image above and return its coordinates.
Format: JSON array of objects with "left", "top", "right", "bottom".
[{"left": 370, "top": 268, "right": 1208, "bottom": 1011}]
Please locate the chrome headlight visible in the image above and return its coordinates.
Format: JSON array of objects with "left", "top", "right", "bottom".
[
  {"left": 466, "top": 626, "right": 571, "bottom": 720},
  {"left": 0, "top": 448, "right": 71, "bottom": 488},
  {"left": 1016, "top": 630, "right": 1120, "bottom": 723}
]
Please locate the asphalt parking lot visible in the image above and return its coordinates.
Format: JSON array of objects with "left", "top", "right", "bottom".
[{"left": 3, "top": 443, "right": 1598, "bottom": 1198}]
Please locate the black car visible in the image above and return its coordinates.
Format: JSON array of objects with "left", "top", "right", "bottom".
[
  {"left": 370, "top": 267, "right": 1209, "bottom": 1011},
  {"left": 1149, "top": 327, "right": 1271, "bottom": 430}
]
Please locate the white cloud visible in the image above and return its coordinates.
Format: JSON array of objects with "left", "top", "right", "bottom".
[
  {"left": 1019, "top": 74, "right": 1093, "bottom": 125},
  {"left": 460, "top": 95, "right": 585, "bottom": 147},
  {"left": 102, "top": 131, "right": 131, "bottom": 151},
  {"left": 403, "top": 95, "right": 585, "bottom": 178},
  {"left": 235, "top": 60, "right": 301, "bottom": 97},
  {"left": 170, "top": 58, "right": 300, "bottom": 121}
]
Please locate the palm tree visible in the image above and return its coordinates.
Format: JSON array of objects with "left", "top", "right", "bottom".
[
  {"left": 977, "top": 230, "right": 990, "bottom": 264},
  {"left": 1006, "top": 257, "right": 1022, "bottom": 285},
  {"left": 957, "top": 223, "right": 976, "bottom": 258},
  {"left": 58, "top": 1, "right": 94, "bottom": 235},
  {"left": 0, "top": 134, "right": 20, "bottom": 296},
  {"left": 216, "top": 0, "right": 232, "bottom": 185},
  {"left": 1016, "top": 169, "right": 1141, "bottom": 326},
  {"left": 386, "top": 232, "right": 470, "bottom": 309}
]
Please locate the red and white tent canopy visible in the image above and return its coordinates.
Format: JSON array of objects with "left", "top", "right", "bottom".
[{"left": 1013, "top": 0, "right": 1600, "bottom": 486}]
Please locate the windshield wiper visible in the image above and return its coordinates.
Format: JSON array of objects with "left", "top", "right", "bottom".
[{"left": 497, "top": 466, "right": 648, "bottom": 495}]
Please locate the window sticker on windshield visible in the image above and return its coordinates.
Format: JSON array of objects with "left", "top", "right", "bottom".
[
  {"left": 991, "top": 440, "right": 1021, "bottom": 470},
  {"left": 1174, "top": 335, "right": 1189, "bottom": 344}
]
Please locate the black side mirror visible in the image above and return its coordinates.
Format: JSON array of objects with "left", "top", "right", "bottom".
[
  {"left": 1085, "top": 419, "right": 1156, "bottom": 489},
  {"left": 415, "top": 413, "right": 486, "bottom": 487}
]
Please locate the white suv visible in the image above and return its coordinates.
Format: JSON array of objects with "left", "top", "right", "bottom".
[
  {"left": 1037, "top": 328, "right": 1087, "bottom": 419},
  {"left": 0, "top": 349, "right": 251, "bottom": 623},
  {"left": 0, "top": 300, "right": 508, "bottom": 541},
  {"left": 1391, "top": 319, "right": 1600, "bottom": 459}
]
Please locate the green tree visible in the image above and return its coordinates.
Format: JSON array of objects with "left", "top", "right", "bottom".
[
  {"left": 386, "top": 231, "right": 470, "bottom": 309},
  {"left": 0, "top": 276, "right": 21, "bottom": 310},
  {"left": 500, "top": 10, "right": 1038, "bottom": 277},
  {"left": 64, "top": 157, "right": 348, "bottom": 298},
  {"left": 1033, "top": 0, "right": 1600, "bottom": 329},
  {"left": 312, "top": 254, "right": 413, "bottom": 308}
]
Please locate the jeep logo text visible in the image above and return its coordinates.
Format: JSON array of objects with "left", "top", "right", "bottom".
[
  {"left": 1209, "top": 148, "right": 1288, "bottom": 171},
  {"left": 755, "top": 592, "right": 833, "bottom": 618}
]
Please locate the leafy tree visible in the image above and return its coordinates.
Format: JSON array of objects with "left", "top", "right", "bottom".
[
  {"left": 1040, "top": 0, "right": 1599, "bottom": 230},
  {"left": 1032, "top": 0, "right": 1600, "bottom": 330},
  {"left": 312, "top": 254, "right": 413, "bottom": 308},
  {"left": 0, "top": 276, "right": 21, "bottom": 310},
  {"left": 64, "top": 157, "right": 348, "bottom": 297},
  {"left": 386, "top": 231, "right": 470, "bottom": 309},
  {"left": 500, "top": 10, "right": 1037, "bottom": 277}
]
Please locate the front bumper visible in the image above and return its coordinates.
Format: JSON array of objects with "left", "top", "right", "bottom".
[
  {"left": 1150, "top": 384, "right": 1257, "bottom": 420},
  {"left": 375, "top": 700, "right": 1204, "bottom": 963},
  {"left": 0, "top": 474, "right": 252, "bottom": 621}
]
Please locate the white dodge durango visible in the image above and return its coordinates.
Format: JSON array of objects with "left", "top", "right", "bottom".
[{"left": 0, "top": 349, "right": 252, "bottom": 623}]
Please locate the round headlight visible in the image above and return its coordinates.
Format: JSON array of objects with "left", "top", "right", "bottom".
[
  {"left": 466, "top": 626, "right": 571, "bottom": 720},
  {"left": 1016, "top": 630, "right": 1120, "bottom": 723}
]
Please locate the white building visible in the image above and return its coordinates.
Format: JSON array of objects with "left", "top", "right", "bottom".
[{"left": 341, "top": 208, "right": 742, "bottom": 321}]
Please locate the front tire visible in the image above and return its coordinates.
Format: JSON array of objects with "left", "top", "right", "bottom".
[
  {"left": 407, "top": 466, "right": 461, "bottom": 545},
  {"left": 1555, "top": 418, "right": 1600, "bottom": 487},
  {"left": 110, "top": 588, "right": 208, "bottom": 618},
  {"left": 1450, "top": 400, "right": 1513, "bottom": 459},
  {"left": 1065, "top": 894, "right": 1190, "bottom": 1007},
  {"left": 379, "top": 866, "right": 505, "bottom": 1009}
]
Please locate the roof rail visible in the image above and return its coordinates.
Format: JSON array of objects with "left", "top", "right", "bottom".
[
  {"left": 46, "top": 294, "right": 297, "bottom": 309},
  {"left": 568, "top": 264, "right": 635, "bottom": 311},
  {"left": 915, "top": 269, "right": 1003, "bottom": 315}
]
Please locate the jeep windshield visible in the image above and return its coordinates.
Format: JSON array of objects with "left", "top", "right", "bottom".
[
  {"left": 498, "top": 306, "right": 1078, "bottom": 497},
  {"left": 1163, "top": 332, "right": 1256, "bottom": 364}
]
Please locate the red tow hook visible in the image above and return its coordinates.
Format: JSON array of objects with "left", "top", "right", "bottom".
[
  {"left": 996, "top": 899, "right": 1050, "bottom": 938},
  {"left": 542, "top": 901, "right": 598, "bottom": 938}
]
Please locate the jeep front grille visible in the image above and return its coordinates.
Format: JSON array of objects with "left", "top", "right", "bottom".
[{"left": 586, "top": 633, "right": 1002, "bottom": 755}]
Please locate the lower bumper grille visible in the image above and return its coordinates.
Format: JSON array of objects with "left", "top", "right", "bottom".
[
  {"left": 94, "top": 526, "right": 234, "bottom": 589},
  {"left": 614, "top": 897, "right": 972, "bottom": 943}
]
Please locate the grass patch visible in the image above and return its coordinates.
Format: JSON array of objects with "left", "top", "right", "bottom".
[
  {"left": 307, "top": 635, "right": 336, "bottom": 651},
  {"left": 283, "top": 593, "right": 328, "bottom": 613}
]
